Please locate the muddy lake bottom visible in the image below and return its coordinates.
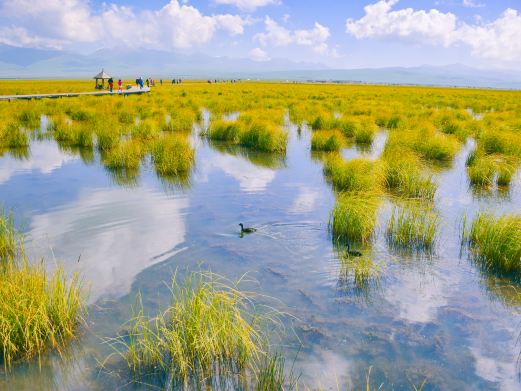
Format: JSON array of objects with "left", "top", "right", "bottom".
[{"left": 1, "top": 123, "right": 521, "bottom": 390}]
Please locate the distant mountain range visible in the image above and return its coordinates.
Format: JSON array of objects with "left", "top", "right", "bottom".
[{"left": 1, "top": 44, "right": 520, "bottom": 89}]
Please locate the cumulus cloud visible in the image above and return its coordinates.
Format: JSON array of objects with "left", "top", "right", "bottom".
[
  {"left": 214, "top": 0, "right": 279, "bottom": 12},
  {"left": 255, "top": 17, "right": 334, "bottom": 55},
  {"left": 346, "top": 0, "right": 521, "bottom": 64},
  {"left": 0, "top": 26, "right": 65, "bottom": 49},
  {"left": 254, "top": 16, "right": 293, "bottom": 46},
  {"left": 249, "top": 47, "right": 270, "bottom": 61},
  {"left": 457, "top": 9, "right": 521, "bottom": 63},
  {"left": 0, "top": 0, "right": 247, "bottom": 50},
  {"left": 346, "top": 0, "right": 456, "bottom": 46}
]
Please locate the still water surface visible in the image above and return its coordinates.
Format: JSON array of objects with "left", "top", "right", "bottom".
[{"left": 1, "top": 121, "right": 520, "bottom": 390}]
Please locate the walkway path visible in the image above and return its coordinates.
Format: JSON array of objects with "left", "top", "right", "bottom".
[{"left": 0, "top": 86, "right": 151, "bottom": 101}]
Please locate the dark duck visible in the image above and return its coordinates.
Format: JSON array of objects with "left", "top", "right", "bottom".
[
  {"left": 239, "top": 223, "right": 256, "bottom": 234},
  {"left": 346, "top": 242, "right": 362, "bottom": 257}
]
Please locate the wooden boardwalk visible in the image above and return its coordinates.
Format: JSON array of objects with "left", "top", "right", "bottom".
[{"left": 0, "top": 86, "right": 151, "bottom": 101}]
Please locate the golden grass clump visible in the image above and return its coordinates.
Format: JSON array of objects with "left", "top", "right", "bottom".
[
  {"left": 324, "top": 156, "right": 384, "bottom": 193},
  {"left": 164, "top": 109, "right": 196, "bottom": 132},
  {"left": 207, "top": 119, "right": 243, "bottom": 143},
  {"left": 466, "top": 150, "right": 519, "bottom": 188},
  {"left": 466, "top": 213, "right": 521, "bottom": 274},
  {"left": 330, "top": 192, "right": 381, "bottom": 243},
  {"left": 387, "top": 203, "right": 439, "bottom": 250},
  {"left": 384, "top": 154, "right": 438, "bottom": 200},
  {"left": 412, "top": 133, "right": 459, "bottom": 164},
  {"left": 0, "top": 213, "right": 22, "bottom": 260},
  {"left": 0, "top": 122, "right": 29, "bottom": 149},
  {"left": 112, "top": 271, "right": 279, "bottom": 387},
  {"left": 0, "top": 213, "right": 85, "bottom": 369},
  {"left": 239, "top": 122, "right": 287, "bottom": 153},
  {"left": 103, "top": 140, "right": 145, "bottom": 170},
  {"left": 151, "top": 135, "right": 195, "bottom": 177},
  {"left": 311, "top": 130, "right": 343, "bottom": 151}
]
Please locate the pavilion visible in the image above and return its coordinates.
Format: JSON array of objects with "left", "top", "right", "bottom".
[{"left": 94, "top": 69, "right": 111, "bottom": 89}]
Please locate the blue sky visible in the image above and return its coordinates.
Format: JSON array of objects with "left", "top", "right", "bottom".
[{"left": 1, "top": 0, "right": 520, "bottom": 69}]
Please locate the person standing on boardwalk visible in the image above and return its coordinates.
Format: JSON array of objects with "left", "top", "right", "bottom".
[
  {"left": 118, "top": 79, "right": 123, "bottom": 93},
  {"left": 108, "top": 77, "right": 114, "bottom": 93}
]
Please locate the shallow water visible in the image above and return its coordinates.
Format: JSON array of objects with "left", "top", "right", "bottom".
[{"left": 1, "top": 122, "right": 520, "bottom": 390}]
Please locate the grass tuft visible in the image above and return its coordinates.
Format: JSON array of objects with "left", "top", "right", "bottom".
[
  {"left": 466, "top": 213, "right": 521, "bottom": 274},
  {"left": 329, "top": 192, "right": 381, "bottom": 244},
  {"left": 110, "top": 271, "right": 279, "bottom": 387},
  {"left": 151, "top": 135, "right": 195, "bottom": 177},
  {"left": 387, "top": 203, "right": 439, "bottom": 250},
  {"left": 0, "top": 212, "right": 85, "bottom": 369}
]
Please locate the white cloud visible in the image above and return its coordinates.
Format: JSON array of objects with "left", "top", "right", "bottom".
[
  {"left": 346, "top": 0, "right": 521, "bottom": 65},
  {"left": 346, "top": 0, "right": 456, "bottom": 46},
  {"left": 289, "top": 187, "right": 321, "bottom": 214},
  {"left": 200, "top": 153, "right": 277, "bottom": 193},
  {"left": 462, "top": 0, "right": 484, "bottom": 8},
  {"left": 0, "top": 141, "right": 76, "bottom": 184},
  {"left": 0, "top": 0, "right": 247, "bottom": 50},
  {"left": 27, "top": 186, "right": 188, "bottom": 301},
  {"left": 249, "top": 47, "right": 270, "bottom": 61},
  {"left": 2, "top": 0, "right": 100, "bottom": 43},
  {"left": 214, "top": 0, "right": 279, "bottom": 12},
  {"left": 0, "top": 26, "right": 65, "bottom": 49},
  {"left": 294, "top": 22, "right": 330, "bottom": 46},
  {"left": 255, "top": 17, "right": 334, "bottom": 56},
  {"left": 255, "top": 16, "right": 293, "bottom": 46},
  {"left": 456, "top": 9, "right": 521, "bottom": 63}
]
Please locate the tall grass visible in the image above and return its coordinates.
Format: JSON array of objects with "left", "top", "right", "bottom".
[
  {"left": 207, "top": 119, "right": 243, "bottom": 143},
  {"left": 329, "top": 192, "right": 381, "bottom": 243},
  {"left": 384, "top": 159, "right": 437, "bottom": 200},
  {"left": 387, "top": 203, "right": 439, "bottom": 250},
  {"left": 311, "top": 130, "right": 343, "bottom": 152},
  {"left": 413, "top": 134, "right": 459, "bottom": 163},
  {"left": 239, "top": 122, "right": 287, "bottom": 153},
  {"left": 254, "top": 352, "right": 298, "bottom": 391},
  {"left": 0, "top": 213, "right": 23, "bottom": 261},
  {"left": 103, "top": 140, "right": 144, "bottom": 170},
  {"left": 108, "top": 271, "right": 282, "bottom": 388},
  {"left": 324, "top": 156, "right": 384, "bottom": 193},
  {"left": 354, "top": 124, "right": 376, "bottom": 145},
  {"left": 151, "top": 135, "right": 195, "bottom": 177},
  {"left": 466, "top": 213, "right": 521, "bottom": 274},
  {"left": 0, "top": 123, "right": 29, "bottom": 148},
  {"left": 0, "top": 212, "right": 85, "bottom": 369}
]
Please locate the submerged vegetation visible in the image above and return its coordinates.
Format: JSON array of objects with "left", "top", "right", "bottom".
[{"left": 0, "top": 212, "right": 85, "bottom": 369}]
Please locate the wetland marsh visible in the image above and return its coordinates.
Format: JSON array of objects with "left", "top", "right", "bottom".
[{"left": 0, "top": 81, "right": 520, "bottom": 390}]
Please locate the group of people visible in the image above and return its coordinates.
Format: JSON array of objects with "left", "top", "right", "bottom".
[
  {"left": 107, "top": 77, "right": 123, "bottom": 93},
  {"left": 110, "top": 76, "right": 240, "bottom": 91},
  {"left": 207, "top": 79, "right": 239, "bottom": 84},
  {"left": 134, "top": 77, "right": 156, "bottom": 89}
]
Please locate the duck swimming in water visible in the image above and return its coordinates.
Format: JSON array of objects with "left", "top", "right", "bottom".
[
  {"left": 239, "top": 223, "right": 256, "bottom": 234},
  {"left": 346, "top": 242, "right": 362, "bottom": 257}
]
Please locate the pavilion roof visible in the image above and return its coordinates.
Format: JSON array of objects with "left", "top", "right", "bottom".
[{"left": 93, "top": 69, "right": 111, "bottom": 79}]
